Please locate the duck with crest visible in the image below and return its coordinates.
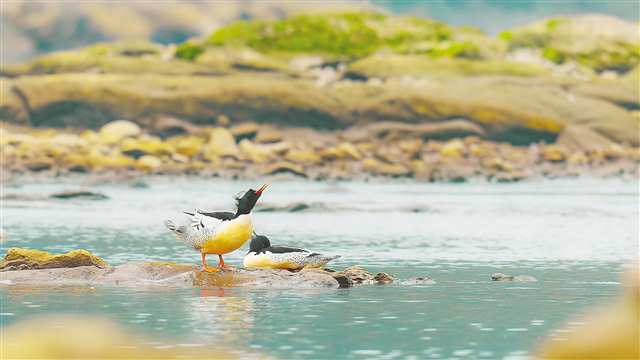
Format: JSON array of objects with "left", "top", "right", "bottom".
[{"left": 165, "top": 184, "right": 268, "bottom": 272}]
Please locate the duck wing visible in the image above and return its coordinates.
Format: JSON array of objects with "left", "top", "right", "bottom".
[
  {"left": 266, "top": 246, "right": 307, "bottom": 254},
  {"left": 198, "top": 211, "right": 235, "bottom": 221}
]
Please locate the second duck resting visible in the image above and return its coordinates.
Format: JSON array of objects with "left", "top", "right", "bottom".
[{"left": 244, "top": 234, "right": 340, "bottom": 271}]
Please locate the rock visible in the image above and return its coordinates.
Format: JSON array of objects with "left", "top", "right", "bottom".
[
  {"left": 399, "top": 277, "right": 437, "bottom": 285},
  {"left": 137, "top": 155, "right": 162, "bottom": 171},
  {"left": 24, "top": 159, "right": 53, "bottom": 171},
  {"left": 542, "top": 145, "right": 567, "bottom": 162},
  {"left": 238, "top": 139, "right": 273, "bottom": 163},
  {"left": 1, "top": 314, "right": 241, "bottom": 359},
  {"left": 538, "top": 267, "right": 639, "bottom": 359},
  {"left": 0, "top": 261, "right": 344, "bottom": 288},
  {"left": 205, "top": 127, "right": 238, "bottom": 159},
  {"left": 0, "top": 248, "right": 108, "bottom": 271},
  {"left": 99, "top": 120, "right": 141, "bottom": 143},
  {"left": 255, "top": 129, "right": 283, "bottom": 144},
  {"left": 120, "top": 136, "right": 173, "bottom": 157},
  {"left": 230, "top": 123, "right": 259, "bottom": 141},
  {"left": 194, "top": 268, "right": 339, "bottom": 288},
  {"left": 362, "top": 158, "right": 411, "bottom": 177},
  {"left": 440, "top": 139, "right": 466, "bottom": 157},
  {"left": 49, "top": 190, "right": 109, "bottom": 200},
  {"left": 556, "top": 125, "right": 615, "bottom": 151},
  {"left": 284, "top": 150, "right": 322, "bottom": 164},
  {"left": 332, "top": 265, "right": 394, "bottom": 286},
  {"left": 148, "top": 116, "right": 199, "bottom": 138},
  {"left": 169, "top": 136, "right": 204, "bottom": 157},
  {"left": 374, "top": 272, "right": 394, "bottom": 284},
  {"left": 260, "top": 161, "right": 307, "bottom": 177},
  {"left": 491, "top": 272, "right": 537, "bottom": 282}
]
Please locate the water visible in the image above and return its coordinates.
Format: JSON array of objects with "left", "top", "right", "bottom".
[{"left": 1, "top": 178, "right": 638, "bottom": 359}]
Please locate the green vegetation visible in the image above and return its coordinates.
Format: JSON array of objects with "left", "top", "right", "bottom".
[
  {"left": 206, "top": 12, "right": 494, "bottom": 60},
  {"left": 174, "top": 42, "right": 205, "bottom": 61},
  {"left": 500, "top": 16, "right": 639, "bottom": 73}
]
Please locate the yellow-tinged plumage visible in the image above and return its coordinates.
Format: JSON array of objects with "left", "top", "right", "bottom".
[{"left": 201, "top": 215, "right": 253, "bottom": 255}]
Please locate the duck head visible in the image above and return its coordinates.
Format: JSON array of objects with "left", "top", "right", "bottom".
[
  {"left": 248, "top": 234, "right": 271, "bottom": 253},
  {"left": 235, "top": 184, "right": 268, "bottom": 216}
]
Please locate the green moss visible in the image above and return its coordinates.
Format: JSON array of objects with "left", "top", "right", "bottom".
[
  {"left": 542, "top": 47, "right": 565, "bottom": 64},
  {"left": 174, "top": 42, "right": 204, "bottom": 61},
  {"left": 208, "top": 12, "right": 381, "bottom": 58}
]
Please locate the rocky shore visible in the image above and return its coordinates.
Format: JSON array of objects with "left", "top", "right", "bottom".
[
  {"left": 1, "top": 120, "right": 638, "bottom": 183},
  {"left": 1, "top": 13, "right": 638, "bottom": 182}
]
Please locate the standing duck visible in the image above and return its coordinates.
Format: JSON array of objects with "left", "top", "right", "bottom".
[
  {"left": 243, "top": 234, "right": 340, "bottom": 270},
  {"left": 165, "top": 184, "right": 267, "bottom": 272}
]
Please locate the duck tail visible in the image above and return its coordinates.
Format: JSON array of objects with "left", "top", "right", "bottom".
[{"left": 164, "top": 219, "right": 178, "bottom": 232}]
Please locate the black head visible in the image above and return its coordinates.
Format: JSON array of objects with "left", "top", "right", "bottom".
[
  {"left": 249, "top": 234, "right": 271, "bottom": 253},
  {"left": 235, "top": 184, "right": 268, "bottom": 216}
]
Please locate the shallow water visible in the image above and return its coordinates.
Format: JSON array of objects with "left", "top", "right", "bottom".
[{"left": 1, "top": 178, "right": 638, "bottom": 359}]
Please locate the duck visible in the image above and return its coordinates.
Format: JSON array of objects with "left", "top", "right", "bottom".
[
  {"left": 243, "top": 234, "right": 340, "bottom": 270},
  {"left": 165, "top": 184, "right": 267, "bottom": 272}
]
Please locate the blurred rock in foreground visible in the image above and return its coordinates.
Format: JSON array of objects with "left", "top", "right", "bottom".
[
  {"left": 1, "top": 314, "right": 247, "bottom": 359},
  {"left": 538, "top": 267, "right": 639, "bottom": 359}
]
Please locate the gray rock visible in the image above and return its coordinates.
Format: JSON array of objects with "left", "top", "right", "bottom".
[
  {"left": 0, "top": 262, "right": 342, "bottom": 288},
  {"left": 491, "top": 272, "right": 537, "bottom": 282}
]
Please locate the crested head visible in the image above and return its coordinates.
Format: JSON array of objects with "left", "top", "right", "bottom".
[
  {"left": 249, "top": 234, "right": 271, "bottom": 253},
  {"left": 235, "top": 184, "right": 268, "bottom": 216}
]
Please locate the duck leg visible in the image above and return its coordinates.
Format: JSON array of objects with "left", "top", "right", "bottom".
[
  {"left": 218, "top": 255, "right": 234, "bottom": 270},
  {"left": 201, "top": 253, "right": 219, "bottom": 273}
]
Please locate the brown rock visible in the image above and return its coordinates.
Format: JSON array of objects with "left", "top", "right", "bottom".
[
  {"left": 205, "top": 127, "right": 239, "bottom": 159},
  {"left": 255, "top": 129, "right": 283, "bottom": 143},
  {"left": 362, "top": 158, "right": 411, "bottom": 177},
  {"left": 556, "top": 125, "right": 615, "bottom": 151},
  {"left": 0, "top": 248, "right": 108, "bottom": 271},
  {"left": 239, "top": 139, "right": 273, "bottom": 163},
  {"left": 542, "top": 145, "right": 567, "bottom": 162},
  {"left": 230, "top": 123, "right": 259, "bottom": 141},
  {"left": 285, "top": 149, "right": 322, "bottom": 164},
  {"left": 99, "top": 120, "right": 141, "bottom": 144}
]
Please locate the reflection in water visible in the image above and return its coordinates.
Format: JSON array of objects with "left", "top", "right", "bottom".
[{"left": 186, "top": 287, "right": 256, "bottom": 346}]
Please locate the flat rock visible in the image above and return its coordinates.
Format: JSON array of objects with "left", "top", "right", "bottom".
[
  {"left": 0, "top": 248, "right": 108, "bottom": 271},
  {"left": 0, "top": 262, "right": 342, "bottom": 288}
]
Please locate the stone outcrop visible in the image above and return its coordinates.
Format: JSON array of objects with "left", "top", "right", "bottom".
[{"left": 0, "top": 248, "right": 108, "bottom": 271}]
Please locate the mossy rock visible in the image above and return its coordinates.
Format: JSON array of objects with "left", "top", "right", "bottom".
[
  {"left": 0, "top": 248, "right": 108, "bottom": 271},
  {"left": 206, "top": 12, "right": 502, "bottom": 60},
  {"left": 500, "top": 15, "right": 640, "bottom": 73}
]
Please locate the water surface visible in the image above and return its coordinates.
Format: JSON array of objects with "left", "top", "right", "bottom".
[{"left": 1, "top": 178, "right": 638, "bottom": 359}]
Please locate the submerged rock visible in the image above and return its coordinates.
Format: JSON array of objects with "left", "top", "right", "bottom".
[
  {"left": 491, "top": 272, "right": 538, "bottom": 282},
  {"left": 0, "top": 248, "right": 108, "bottom": 271},
  {"left": 333, "top": 265, "right": 395, "bottom": 285},
  {"left": 49, "top": 190, "right": 109, "bottom": 200},
  {"left": 399, "top": 277, "right": 437, "bottom": 285}
]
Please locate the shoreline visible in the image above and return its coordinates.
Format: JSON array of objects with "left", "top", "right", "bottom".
[{"left": 2, "top": 121, "right": 638, "bottom": 185}]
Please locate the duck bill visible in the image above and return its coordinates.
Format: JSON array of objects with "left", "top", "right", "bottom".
[{"left": 255, "top": 184, "right": 269, "bottom": 196}]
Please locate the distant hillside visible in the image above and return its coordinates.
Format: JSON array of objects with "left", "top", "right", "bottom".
[
  {"left": 0, "top": 1, "right": 372, "bottom": 63},
  {"left": 1, "top": 12, "right": 638, "bottom": 147}
]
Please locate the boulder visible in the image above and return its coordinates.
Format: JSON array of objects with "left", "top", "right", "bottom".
[
  {"left": 255, "top": 129, "right": 283, "bottom": 144},
  {"left": 204, "top": 127, "right": 238, "bottom": 159},
  {"left": 230, "top": 122, "right": 259, "bottom": 141},
  {"left": 99, "top": 120, "right": 141, "bottom": 143},
  {"left": 333, "top": 265, "right": 395, "bottom": 285},
  {"left": 0, "top": 248, "right": 108, "bottom": 271}
]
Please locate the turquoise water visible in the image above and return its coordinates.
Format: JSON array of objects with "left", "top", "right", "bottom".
[{"left": 1, "top": 178, "right": 638, "bottom": 359}]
